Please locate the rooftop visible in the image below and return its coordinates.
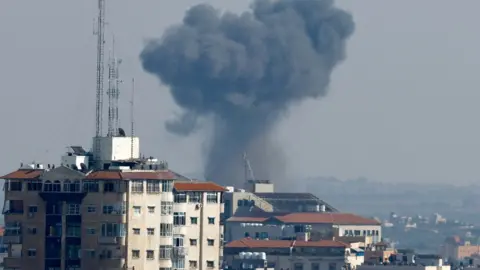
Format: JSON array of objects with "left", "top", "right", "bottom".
[
  {"left": 0, "top": 169, "right": 43, "bottom": 180},
  {"left": 227, "top": 212, "right": 380, "bottom": 225},
  {"left": 254, "top": 192, "right": 338, "bottom": 212},
  {"left": 225, "top": 238, "right": 349, "bottom": 248},
  {"left": 174, "top": 181, "right": 226, "bottom": 192}
]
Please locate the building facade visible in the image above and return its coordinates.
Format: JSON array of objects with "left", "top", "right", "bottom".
[
  {"left": 225, "top": 213, "right": 382, "bottom": 244},
  {"left": 1, "top": 164, "right": 225, "bottom": 270}
]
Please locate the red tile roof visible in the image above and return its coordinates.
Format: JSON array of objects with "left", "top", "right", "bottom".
[
  {"left": 0, "top": 169, "right": 43, "bottom": 179},
  {"left": 227, "top": 213, "right": 380, "bottom": 225},
  {"left": 85, "top": 170, "right": 177, "bottom": 180},
  {"left": 225, "top": 238, "right": 349, "bottom": 248},
  {"left": 174, "top": 182, "right": 226, "bottom": 192}
]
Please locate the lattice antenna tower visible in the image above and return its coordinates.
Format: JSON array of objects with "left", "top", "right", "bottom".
[
  {"left": 93, "top": 0, "right": 106, "bottom": 161},
  {"left": 107, "top": 36, "right": 122, "bottom": 137}
]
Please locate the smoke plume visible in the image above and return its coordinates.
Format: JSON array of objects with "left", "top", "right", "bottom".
[{"left": 140, "top": 0, "right": 355, "bottom": 187}]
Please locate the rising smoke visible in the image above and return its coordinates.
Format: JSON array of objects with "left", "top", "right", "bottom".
[{"left": 140, "top": 0, "right": 355, "bottom": 188}]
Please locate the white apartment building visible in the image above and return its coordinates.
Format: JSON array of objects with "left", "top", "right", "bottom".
[
  {"left": 225, "top": 213, "right": 382, "bottom": 244},
  {"left": 172, "top": 182, "right": 226, "bottom": 270},
  {"left": 224, "top": 238, "right": 365, "bottom": 270}
]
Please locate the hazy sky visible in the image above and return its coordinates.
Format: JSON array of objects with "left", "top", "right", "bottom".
[{"left": 1, "top": 0, "right": 479, "bottom": 184}]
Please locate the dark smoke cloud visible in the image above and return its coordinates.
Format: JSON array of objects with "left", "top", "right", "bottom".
[{"left": 140, "top": 0, "right": 355, "bottom": 187}]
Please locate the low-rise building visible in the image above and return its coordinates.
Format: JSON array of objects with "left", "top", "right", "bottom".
[
  {"left": 224, "top": 238, "right": 364, "bottom": 270},
  {"left": 225, "top": 212, "right": 381, "bottom": 244}
]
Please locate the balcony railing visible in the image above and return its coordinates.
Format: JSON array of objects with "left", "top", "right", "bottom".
[
  {"left": 173, "top": 247, "right": 188, "bottom": 257},
  {"left": 3, "top": 235, "right": 22, "bottom": 244},
  {"left": 98, "top": 236, "right": 120, "bottom": 245}
]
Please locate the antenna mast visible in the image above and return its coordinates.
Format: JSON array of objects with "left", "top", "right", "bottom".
[
  {"left": 107, "top": 36, "right": 122, "bottom": 137},
  {"left": 243, "top": 152, "right": 256, "bottom": 182},
  {"left": 93, "top": 0, "right": 106, "bottom": 163},
  {"left": 130, "top": 78, "right": 135, "bottom": 159}
]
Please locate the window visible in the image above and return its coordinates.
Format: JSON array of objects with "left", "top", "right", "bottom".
[
  {"left": 173, "top": 259, "right": 185, "bottom": 269},
  {"left": 28, "top": 205, "right": 38, "bottom": 213},
  {"left": 174, "top": 212, "right": 186, "bottom": 226},
  {"left": 207, "top": 261, "right": 215, "bottom": 268},
  {"left": 190, "top": 239, "right": 197, "bottom": 246},
  {"left": 190, "top": 217, "right": 198, "bottom": 225},
  {"left": 244, "top": 232, "right": 250, "bottom": 237},
  {"left": 294, "top": 263, "right": 304, "bottom": 270},
  {"left": 63, "top": 180, "right": 72, "bottom": 192},
  {"left": 208, "top": 217, "right": 215, "bottom": 224},
  {"left": 174, "top": 192, "right": 187, "bottom": 203},
  {"left": 133, "top": 206, "right": 141, "bottom": 216},
  {"left": 52, "top": 180, "right": 61, "bottom": 192},
  {"left": 67, "top": 204, "right": 80, "bottom": 215},
  {"left": 146, "top": 250, "right": 154, "bottom": 260},
  {"left": 27, "top": 227, "right": 37, "bottom": 235},
  {"left": 161, "top": 201, "right": 173, "bottom": 215},
  {"left": 104, "top": 181, "right": 116, "bottom": 192},
  {"left": 160, "top": 223, "right": 173, "bottom": 236},
  {"left": 67, "top": 224, "right": 81, "bottom": 237},
  {"left": 44, "top": 180, "right": 52, "bottom": 192},
  {"left": 133, "top": 228, "right": 140, "bottom": 235},
  {"left": 311, "top": 263, "right": 320, "bottom": 270},
  {"left": 148, "top": 206, "right": 155, "bottom": 213},
  {"left": 206, "top": 192, "right": 218, "bottom": 203},
  {"left": 85, "top": 249, "right": 96, "bottom": 258},
  {"left": 103, "top": 202, "right": 125, "bottom": 215},
  {"left": 162, "top": 180, "right": 173, "bottom": 192},
  {"left": 132, "top": 249, "right": 140, "bottom": 259},
  {"left": 87, "top": 205, "right": 96, "bottom": 213},
  {"left": 189, "top": 192, "right": 201, "bottom": 203},
  {"left": 131, "top": 180, "right": 144, "bottom": 193},
  {"left": 101, "top": 223, "right": 126, "bottom": 237},
  {"left": 27, "top": 249, "right": 37, "bottom": 257},
  {"left": 328, "top": 263, "right": 336, "bottom": 270},
  {"left": 159, "top": 245, "right": 172, "bottom": 259},
  {"left": 160, "top": 268, "right": 172, "bottom": 270},
  {"left": 207, "top": 239, "right": 214, "bottom": 246},
  {"left": 147, "top": 228, "right": 155, "bottom": 235},
  {"left": 174, "top": 235, "right": 184, "bottom": 247},
  {"left": 83, "top": 180, "right": 99, "bottom": 192},
  {"left": 27, "top": 180, "right": 42, "bottom": 191},
  {"left": 86, "top": 228, "right": 96, "bottom": 235},
  {"left": 146, "top": 180, "right": 160, "bottom": 193},
  {"left": 189, "top": 261, "right": 198, "bottom": 268}
]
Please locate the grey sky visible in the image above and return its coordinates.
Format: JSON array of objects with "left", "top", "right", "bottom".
[{"left": 1, "top": 0, "right": 479, "bottom": 184}]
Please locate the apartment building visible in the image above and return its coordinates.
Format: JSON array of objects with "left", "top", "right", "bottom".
[
  {"left": 224, "top": 238, "right": 364, "bottom": 270},
  {"left": 225, "top": 212, "right": 381, "bottom": 244},
  {"left": 440, "top": 235, "right": 480, "bottom": 261},
  {"left": 1, "top": 162, "right": 225, "bottom": 270},
  {"left": 172, "top": 182, "right": 226, "bottom": 270}
]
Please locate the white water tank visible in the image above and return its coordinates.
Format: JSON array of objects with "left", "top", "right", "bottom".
[
  {"left": 253, "top": 252, "right": 260, "bottom": 259},
  {"left": 225, "top": 186, "right": 235, "bottom": 192},
  {"left": 239, "top": 252, "right": 246, "bottom": 259},
  {"left": 260, "top": 252, "right": 267, "bottom": 260},
  {"left": 245, "top": 252, "right": 253, "bottom": 259},
  {"left": 320, "top": 204, "right": 326, "bottom": 212}
]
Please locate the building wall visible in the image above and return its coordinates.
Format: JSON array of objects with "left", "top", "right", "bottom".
[
  {"left": 225, "top": 253, "right": 360, "bottom": 270},
  {"left": 174, "top": 191, "right": 223, "bottom": 270},
  {"left": 336, "top": 225, "right": 382, "bottom": 243}
]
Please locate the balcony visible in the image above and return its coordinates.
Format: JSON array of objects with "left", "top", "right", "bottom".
[
  {"left": 98, "top": 236, "right": 120, "bottom": 245},
  {"left": 173, "top": 247, "right": 188, "bottom": 257},
  {"left": 3, "top": 235, "right": 22, "bottom": 244}
]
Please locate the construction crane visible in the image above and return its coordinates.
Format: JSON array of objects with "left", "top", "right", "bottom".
[{"left": 243, "top": 151, "right": 256, "bottom": 182}]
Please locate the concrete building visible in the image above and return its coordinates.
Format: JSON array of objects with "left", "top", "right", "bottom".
[
  {"left": 1, "top": 136, "right": 226, "bottom": 270},
  {"left": 440, "top": 236, "right": 480, "bottom": 261},
  {"left": 224, "top": 238, "right": 364, "bottom": 270},
  {"left": 223, "top": 180, "right": 338, "bottom": 223},
  {"left": 224, "top": 212, "right": 382, "bottom": 244}
]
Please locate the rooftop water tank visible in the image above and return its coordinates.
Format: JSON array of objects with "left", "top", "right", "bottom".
[
  {"left": 239, "top": 252, "right": 246, "bottom": 259},
  {"left": 245, "top": 252, "right": 253, "bottom": 259},
  {"left": 260, "top": 252, "right": 267, "bottom": 260}
]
